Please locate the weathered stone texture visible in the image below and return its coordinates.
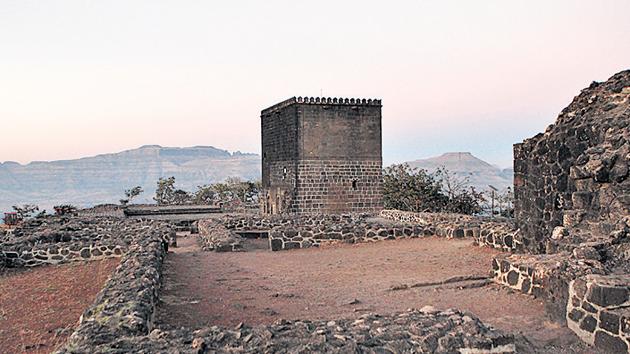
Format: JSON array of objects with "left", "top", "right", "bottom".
[
  {"left": 197, "top": 219, "right": 244, "bottom": 252},
  {"left": 566, "top": 274, "right": 630, "bottom": 351},
  {"left": 57, "top": 222, "right": 172, "bottom": 353},
  {"left": 380, "top": 209, "right": 519, "bottom": 251},
  {"left": 514, "top": 70, "right": 630, "bottom": 254},
  {"left": 59, "top": 308, "right": 515, "bottom": 353},
  {"left": 261, "top": 97, "right": 383, "bottom": 214},
  {"left": 0, "top": 216, "right": 174, "bottom": 268},
  {"left": 204, "top": 211, "right": 520, "bottom": 252}
]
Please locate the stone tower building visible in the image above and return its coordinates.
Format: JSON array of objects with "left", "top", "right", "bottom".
[{"left": 261, "top": 96, "right": 383, "bottom": 214}]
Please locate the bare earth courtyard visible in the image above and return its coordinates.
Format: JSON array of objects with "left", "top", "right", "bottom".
[
  {"left": 157, "top": 235, "right": 589, "bottom": 353},
  {"left": 0, "top": 259, "right": 119, "bottom": 354}
]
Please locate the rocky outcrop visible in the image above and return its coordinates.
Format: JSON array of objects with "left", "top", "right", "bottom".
[{"left": 0, "top": 145, "right": 260, "bottom": 213}]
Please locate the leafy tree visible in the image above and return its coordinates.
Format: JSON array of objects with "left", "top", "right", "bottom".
[
  {"left": 120, "top": 186, "right": 143, "bottom": 205},
  {"left": 172, "top": 189, "right": 192, "bottom": 205},
  {"left": 53, "top": 204, "right": 78, "bottom": 216},
  {"left": 154, "top": 176, "right": 177, "bottom": 205},
  {"left": 382, "top": 164, "right": 485, "bottom": 215},
  {"left": 193, "top": 185, "right": 216, "bottom": 204},
  {"left": 211, "top": 182, "right": 232, "bottom": 202},
  {"left": 11, "top": 204, "right": 40, "bottom": 220},
  {"left": 153, "top": 176, "right": 261, "bottom": 206},
  {"left": 191, "top": 178, "right": 261, "bottom": 206},
  {"left": 383, "top": 164, "right": 447, "bottom": 212}
]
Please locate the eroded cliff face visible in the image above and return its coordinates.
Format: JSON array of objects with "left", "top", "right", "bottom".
[
  {"left": 0, "top": 145, "right": 261, "bottom": 212},
  {"left": 514, "top": 70, "right": 629, "bottom": 254}
]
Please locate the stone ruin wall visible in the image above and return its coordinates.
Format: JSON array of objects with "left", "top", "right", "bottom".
[
  {"left": 0, "top": 216, "right": 174, "bottom": 269},
  {"left": 509, "top": 70, "right": 630, "bottom": 352},
  {"left": 197, "top": 210, "right": 518, "bottom": 253},
  {"left": 514, "top": 70, "right": 630, "bottom": 254},
  {"left": 53, "top": 215, "right": 516, "bottom": 353},
  {"left": 566, "top": 274, "right": 630, "bottom": 352}
]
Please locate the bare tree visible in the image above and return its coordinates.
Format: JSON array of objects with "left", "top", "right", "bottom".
[{"left": 120, "top": 186, "right": 143, "bottom": 205}]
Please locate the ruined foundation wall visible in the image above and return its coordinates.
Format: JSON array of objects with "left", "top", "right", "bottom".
[
  {"left": 380, "top": 210, "right": 519, "bottom": 251},
  {"left": 509, "top": 70, "right": 630, "bottom": 352},
  {"left": 0, "top": 216, "right": 174, "bottom": 268},
  {"left": 58, "top": 223, "right": 171, "bottom": 353},
  {"left": 567, "top": 274, "right": 630, "bottom": 352},
  {"left": 514, "top": 70, "right": 630, "bottom": 254}
]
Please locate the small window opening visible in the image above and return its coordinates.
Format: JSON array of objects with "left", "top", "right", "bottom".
[{"left": 352, "top": 180, "right": 358, "bottom": 190}]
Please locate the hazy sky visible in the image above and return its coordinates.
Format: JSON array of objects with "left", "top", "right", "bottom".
[{"left": 1, "top": 0, "right": 629, "bottom": 168}]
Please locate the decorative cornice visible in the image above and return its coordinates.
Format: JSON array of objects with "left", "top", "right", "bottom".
[{"left": 261, "top": 96, "right": 382, "bottom": 116}]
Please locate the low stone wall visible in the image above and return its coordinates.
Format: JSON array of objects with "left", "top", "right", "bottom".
[
  {"left": 2, "top": 242, "right": 125, "bottom": 267},
  {"left": 222, "top": 213, "right": 372, "bottom": 231},
  {"left": 380, "top": 210, "right": 519, "bottom": 252},
  {"left": 567, "top": 274, "right": 630, "bottom": 352},
  {"left": 492, "top": 252, "right": 607, "bottom": 322},
  {"left": 493, "top": 254, "right": 547, "bottom": 296},
  {"left": 202, "top": 211, "right": 521, "bottom": 252},
  {"left": 58, "top": 308, "right": 515, "bottom": 353},
  {"left": 223, "top": 214, "right": 289, "bottom": 231},
  {"left": 0, "top": 216, "right": 175, "bottom": 268},
  {"left": 197, "top": 219, "right": 243, "bottom": 252},
  {"left": 57, "top": 222, "right": 171, "bottom": 353},
  {"left": 268, "top": 222, "right": 424, "bottom": 251}
]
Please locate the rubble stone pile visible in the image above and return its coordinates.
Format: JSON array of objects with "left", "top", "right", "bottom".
[{"left": 60, "top": 308, "right": 514, "bottom": 353}]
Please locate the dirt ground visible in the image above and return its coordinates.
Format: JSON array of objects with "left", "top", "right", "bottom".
[
  {"left": 157, "top": 236, "right": 589, "bottom": 353},
  {"left": 0, "top": 259, "right": 119, "bottom": 354}
]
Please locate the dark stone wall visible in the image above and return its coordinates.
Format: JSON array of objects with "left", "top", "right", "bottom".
[
  {"left": 292, "top": 160, "right": 382, "bottom": 213},
  {"left": 261, "top": 103, "right": 299, "bottom": 214},
  {"left": 261, "top": 97, "right": 383, "bottom": 214},
  {"left": 299, "top": 104, "right": 382, "bottom": 159},
  {"left": 514, "top": 70, "right": 630, "bottom": 254}
]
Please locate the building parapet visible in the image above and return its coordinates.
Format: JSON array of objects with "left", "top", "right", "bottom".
[{"left": 261, "top": 96, "right": 382, "bottom": 116}]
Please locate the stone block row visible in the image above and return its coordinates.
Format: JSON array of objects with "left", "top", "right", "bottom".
[
  {"left": 0, "top": 216, "right": 175, "bottom": 268},
  {"left": 380, "top": 210, "right": 519, "bottom": 251},
  {"left": 1, "top": 243, "right": 124, "bottom": 267},
  {"left": 57, "top": 222, "right": 172, "bottom": 353},
  {"left": 492, "top": 254, "right": 547, "bottom": 296},
  {"left": 567, "top": 274, "right": 630, "bottom": 353}
]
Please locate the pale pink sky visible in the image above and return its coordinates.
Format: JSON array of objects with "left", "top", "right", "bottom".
[{"left": 1, "top": 0, "right": 629, "bottom": 168}]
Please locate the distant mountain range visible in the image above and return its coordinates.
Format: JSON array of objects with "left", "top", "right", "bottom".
[
  {"left": 0, "top": 145, "right": 260, "bottom": 213},
  {"left": 0, "top": 147, "right": 512, "bottom": 214},
  {"left": 405, "top": 152, "right": 513, "bottom": 192}
]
